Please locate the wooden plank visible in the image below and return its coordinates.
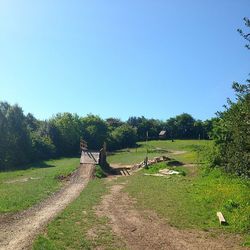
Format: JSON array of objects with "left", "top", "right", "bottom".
[
  {"left": 120, "top": 170, "right": 125, "bottom": 176},
  {"left": 125, "top": 169, "right": 130, "bottom": 176},
  {"left": 217, "top": 212, "right": 226, "bottom": 225},
  {"left": 80, "top": 151, "right": 100, "bottom": 164},
  {"left": 123, "top": 170, "right": 128, "bottom": 176}
]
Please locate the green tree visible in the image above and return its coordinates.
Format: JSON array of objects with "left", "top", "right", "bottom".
[
  {"left": 210, "top": 18, "right": 250, "bottom": 176},
  {"left": 110, "top": 124, "right": 137, "bottom": 149},
  {"left": 106, "top": 117, "right": 124, "bottom": 129},
  {"left": 175, "top": 113, "right": 195, "bottom": 139},
  {"left": 238, "top": 17, "right": 250, "bottom": 49},
  {"left": 81, "top": 115, "right": 108, "bottom": 150},
  {"left": 127, "top": 116, "right": 163, "bottom": 140},
  {"left": 212, "top": 83, "right": 250, "bottom": 176},
  {"left": 0, "top": 103, "right": 32, "bottom": 169},
  {"left": 50, "top": 113, "right": 81, "bottom": 155}
]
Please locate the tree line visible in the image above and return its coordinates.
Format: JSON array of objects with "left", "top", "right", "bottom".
[
  {"left": 0, "top": 103, "right": 214, "bottom": 171},
  {"left": 208, "top": 17, "right": 250, "bottom": 177}
]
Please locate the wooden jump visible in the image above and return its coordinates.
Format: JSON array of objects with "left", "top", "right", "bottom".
[
  {"left": 120, "top": 169, "right": 131, "bottom": 176},
  {"left": 80, "top": 151, "right": 100, "bottom": 164}
]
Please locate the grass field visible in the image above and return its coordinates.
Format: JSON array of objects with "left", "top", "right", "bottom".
[
  {"left": 121, "top": 140, "right": 250, "bottom": 246},
  {"left": 126, "top": 166, "right": 250, "bottom": 233},
  {"left": 33, "top": 179, "right": 123, "bottom": 250},
  {"left": 0, "top": 158, "right": 79, "bottom": 213},
  {"left": 31, "top": 140, "right": 250, "bottom": 248},
  {"left": 107, "top": 139, "right": 210, "bottom": 165}
]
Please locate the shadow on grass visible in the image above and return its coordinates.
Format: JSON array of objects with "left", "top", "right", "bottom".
[
  {"left": 0, "top": 161, "right": 56, "bottom": 172},
  {"left": 166, "top": 160, "right": 184, "bottom": 167},
  {"left": 28, "top": 161, "right": 56, "bottom": 169}
]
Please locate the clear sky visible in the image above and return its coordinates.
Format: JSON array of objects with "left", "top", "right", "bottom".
[{"left": 0, "top": 0, "right": 249, "bottom": 121}]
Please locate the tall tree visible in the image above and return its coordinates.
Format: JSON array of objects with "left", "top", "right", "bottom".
[
  {"left": 81, "top": 115, "right": 108, "bottom": 149},
  {"left": 210, "top": 18, "right": 250, "bottom": 177}
]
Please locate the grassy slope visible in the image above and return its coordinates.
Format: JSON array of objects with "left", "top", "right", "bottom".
[
  {"left": 32, "top": 140, "right": 250, "bottom": 248},
  {"left": 0, "top": 158, "right": 79, "bottom": 213},
  {"left": 107, "top": 139, "right": 209, "bottom": 165},
  {"left": 33, "top": 179, "right": 124, "bottom": 250},
  {"left": 126, "top": 166, "right": 250, "bottom": 232},
  {"left": 122, "top": 140, "right": 250, "bottom": 245}
]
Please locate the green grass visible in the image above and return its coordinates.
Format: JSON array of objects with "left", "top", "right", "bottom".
[
  {"left": 95, "top": 165, "right": 107, "bottom": 178},
  {"left": 126, "top": 167, "right": 250, "bottom": 232},
  {"left": 0, "top": 158, "right": 79, "bottom": 213},
  {"left": 31, "top": 140, "right": 249, "bottom": 248},
  {"left": 107, "top": 140, "right": 210, "bottom": 165},
  {"left": 123, "top": 141, "right": 250, "bottom": 245},
  {"left": 107, "top": 149, "right": 163, "bottom": 165},
  {"left": 33, "top": 179, "right": 124, "bottom": 250}
]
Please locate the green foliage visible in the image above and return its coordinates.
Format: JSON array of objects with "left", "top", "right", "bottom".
[
  {"left": 211, "top": 82, "right": 250, "bottom": 176},
  {"left": 237, "top": 17, "right": 250, "bottom": 50},
  {"left": 106, "top": 117, "right": 124, "bottom": 129},
  {"left": 171, "top": 113, "right": 195, "bottom": 139},
  {"left": 50, "top": 113, "right": 81, "bottom": 156},
  {"left": 144, "top": 162, "right": 168, "bottom": 174},
  {"left": 0, "top": 101, "right": 214, "bottom": 171},
  {"left": 95, "top": 165, "right": 106, "bottom": 178},
  {"left": 30, "top": 133, "right": 56, "bottom": 161},
  {"left": 33, "top": 236, "right": 56, "bottom": 250},
  {"left": 223, "top": 199, "right": 240, "bottom": 212},
  {"left": 0, "top": 102, "right": 32, "bottom": 169},
  {"left": 209, "top": 19, "right": 250, "bottom": 177},
  {"left": 81, "top": 115, "right": 108, "bottom": 150},
  {"left": 127, "top": 116, "right": 163, "bottom": 140},
  {"left": 109, "top": 124, "right": 137, "bottom": 150}
]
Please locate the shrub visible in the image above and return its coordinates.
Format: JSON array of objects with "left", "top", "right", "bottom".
[{"left": 95, "top": 165, "right": 106, "bottom": 178}]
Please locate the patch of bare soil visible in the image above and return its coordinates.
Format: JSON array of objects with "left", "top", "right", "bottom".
[
  {"left": 169, "top": 150, "right": 187, "bottom": 155},
  {"left": 4, "top": 177, "right": 41, "bottom": 184},
  {"left": 95, "top": 181, "right": 245, "bottom": 250},
  {"left": 0, "top": 164, "right": 94, "bottom": 250}
]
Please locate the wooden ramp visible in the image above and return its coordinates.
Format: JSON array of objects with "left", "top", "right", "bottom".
[
  {"left": 120, "top": 169, "right": 131, "bottom": 176},
  {"left": 80, "top": 151, "right": 100, "bottom": 164}
]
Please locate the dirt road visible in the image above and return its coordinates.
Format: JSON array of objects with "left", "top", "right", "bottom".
[
  {"left": 0, "top": 164, "right": 94, "bottom": 250},
  {"left": 95, "top": 181, "right": 244, "bottom": 250}
]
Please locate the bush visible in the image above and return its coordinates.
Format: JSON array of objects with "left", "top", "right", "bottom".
[
  {"left": 211, "top": 83, "right": 250, "bottom": 177},
  {"left": 109, "top": 124, "right": 137, "bottom": 150},
  {"left": 30, "top": 133, "right": 56, "bottom": 161},
  {"left": 95, "top": 165, "right": 106, "bottom": 178}
]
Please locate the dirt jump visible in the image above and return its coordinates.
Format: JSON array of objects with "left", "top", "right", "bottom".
[{"left": 0, "top": 163, "right": 94, "bottom": 250}]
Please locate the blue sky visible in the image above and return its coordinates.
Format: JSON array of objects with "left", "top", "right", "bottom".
[{"left": 0, "top": 0, "right": 249, "bottom": 121}]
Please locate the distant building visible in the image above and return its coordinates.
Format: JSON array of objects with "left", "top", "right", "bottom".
[{"left": 159, "top": 130, "right": 167, "bottom": 139}]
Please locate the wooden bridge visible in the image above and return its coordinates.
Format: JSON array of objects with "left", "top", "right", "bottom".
[{"left": 80, "top": 151, "right": 100, "bottom": 164}]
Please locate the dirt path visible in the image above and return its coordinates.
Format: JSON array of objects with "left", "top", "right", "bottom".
[
  {"left": 95, "top": 181, "right": 244, "bottom": 250},
  {"left": 0, "top": 164, "right": 94, "bottom": 250}
]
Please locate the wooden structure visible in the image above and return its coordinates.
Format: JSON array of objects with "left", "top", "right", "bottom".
[
  {"left": 80, "top": 139, "right": 88, "bottom": 151},
  {"left": 80, "top": 140, "right": 108, "bottom": 168},
  {"left": 120, "top": 169, "right": 131, "bottom": 176},
  {"left": 159, "top": 130, "right": 167, "bottom": 139},
  {"left": 80, "top": 151, "right": 100, "bottom": 164},
  {"left": 99, "top": 142, "right": 107, "bottom": 167},
  {"left": 216, "top": 212, "right": 226, "bottom": 225}
]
